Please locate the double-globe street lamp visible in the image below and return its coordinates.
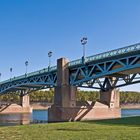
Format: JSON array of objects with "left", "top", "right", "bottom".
[
  {"left": 10, "top": 67, "right": 13, "bottom": 79},
  {"left": 48, "top": 51, "right": 52, "bottom": 71},
  {"left": 81, "top": 37, "right": 88, "bottom": 63},
  {"left": 0, "top": 73, "right": 1, "bottom": 82},
  {"left": 25, "top": 61, "right": 29, "bottom": 74}
]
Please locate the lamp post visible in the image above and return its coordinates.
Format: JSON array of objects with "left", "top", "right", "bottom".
[
  {"left": 48, "top": 51, "right": 52, "bottom": 70},
  {"left": 81, "top": 37, "right": 88, "bottom": 63},
  {"left": 0, "top": 73, "right": 1, "bottom": 82},
  {"left": 10, "top": 68, "right": 13, "bottom": 79},
  {"left": 25, "top": 61, "right": 29, "bottom": 74}
]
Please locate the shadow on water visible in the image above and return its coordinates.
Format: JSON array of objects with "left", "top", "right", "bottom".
[{"left": 83, "top": 116, "right": 140, "bottom": 127}]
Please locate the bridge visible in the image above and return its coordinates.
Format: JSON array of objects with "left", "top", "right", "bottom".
[{"left": 1, "top": 43, "right": 140, "bottom": 121}]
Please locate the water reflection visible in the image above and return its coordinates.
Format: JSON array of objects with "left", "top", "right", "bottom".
[
  {"left": 0, "top": 109, "right": 140, "bottom": 126},
  {"left": 0, "top": 113, "right": 31, "bottom": 126},
  {"left": 0, "top": 110, "right": 48, "bottom": 126}
]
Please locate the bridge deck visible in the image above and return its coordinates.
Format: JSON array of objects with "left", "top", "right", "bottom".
[{"left": 0, "top": 43, "right": 140, "bottom": 94}]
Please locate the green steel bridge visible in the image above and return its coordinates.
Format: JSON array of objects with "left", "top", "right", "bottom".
[{"left": 1, "top": 43, "right": 140, "bottom": 95}]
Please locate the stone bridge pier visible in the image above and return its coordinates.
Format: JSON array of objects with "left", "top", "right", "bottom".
[
  {"left": 48, "top": 58, "right": 121, "bottom": 122},
  {"left": 19, "top": 91, "right": 32, "bottom": 113},
  {"left": 0, "top": 91, "right": 32, "bottom": 114}
]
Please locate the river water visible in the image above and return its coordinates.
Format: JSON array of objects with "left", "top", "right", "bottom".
[{"left": 0, "top": 109, "right": 140, "bottom": 126}]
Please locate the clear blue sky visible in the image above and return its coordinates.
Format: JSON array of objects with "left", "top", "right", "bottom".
[{"left": 0, "top": 0, "right": 140, "bottom": 91}]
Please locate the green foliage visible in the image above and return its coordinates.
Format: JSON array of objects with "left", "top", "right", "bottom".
[
  {"left": 120, "top": 91, "right": 140, "bottom": 104},
  {"left": 0, "top": 89, "right": 140, "bottom": 104},
  {"left": 30, "top": 89, "right": 54, "bottom": 102},
  {"left": 76, "top": 90, "right": 99, "bottom": 102},
  {"left": 0, "top": 93, "right": 20, "bottom": 103},
  {"left": 77, "top": 90, "right": 140, "bottom": 104}
]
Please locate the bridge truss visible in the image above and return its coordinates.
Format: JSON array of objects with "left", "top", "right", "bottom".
[
  {"left": 0, "top": 69, "right": 57, "bottom": 95},
  {"left": 1, "top": 43, "right": 140, "bottom": 94},
  {"left": 69, "top": 52, "right": 140, "bottom": 91}
]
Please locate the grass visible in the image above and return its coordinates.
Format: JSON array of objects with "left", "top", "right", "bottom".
[{"left": 0, "top": 116, "right": 140, "bottom": 140}]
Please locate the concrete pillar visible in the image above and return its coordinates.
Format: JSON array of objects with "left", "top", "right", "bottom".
[
  {"left": 20, "top": 91, "right": 30, "bottom": 107},
  {"left": 54, "top": 58, "right": 76, "bottom": 107},
  {"left": 100, "top": 89, "right": 120, "bottom": 108}
]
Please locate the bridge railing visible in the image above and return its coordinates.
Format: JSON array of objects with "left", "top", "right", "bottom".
[
  {"left": 0, "top": 66, "right": 57, "bottom": 85},
  {"left": 68, "top": 59, "right": 82, "bottom": 67},
  {"left": 68, "top": 43, "right": 140, "bottom": 67}
]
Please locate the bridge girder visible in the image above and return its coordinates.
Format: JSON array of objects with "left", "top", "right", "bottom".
[
  {"left": 1, "top": 43, "right": 140, "bottom": 94},
  {"left": 69, "top": 54, "right": 140, "bottom": 91},
  {"left": 0, "top": 72, "right": 57, "bottom": 95}
]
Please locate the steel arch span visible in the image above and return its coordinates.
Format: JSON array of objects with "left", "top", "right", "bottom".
[
  {"left": 69, "top": 53, "right": 140, "bottom": 91},
  {"left": 1, "top": 43, "right": 140, "bottom": 94},
  {"left": 0, "top": 68, "right": 57, "bottom": 95}
]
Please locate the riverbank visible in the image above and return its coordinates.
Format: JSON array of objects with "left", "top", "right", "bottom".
[
  {"left": 31, "top": 102, "right": 53, "bottom": 110},
  {"left": 1, "top": 102, "right": 140, "bottom": 112},
  {"left": 0, "top": 116, "right": 139, "bottom": 140},
  {"left": 121, "top": 103, "right": 140, "bottom": 109},
  {"left": 31, "top": 102, "right": 140, "bottom": 110}
]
